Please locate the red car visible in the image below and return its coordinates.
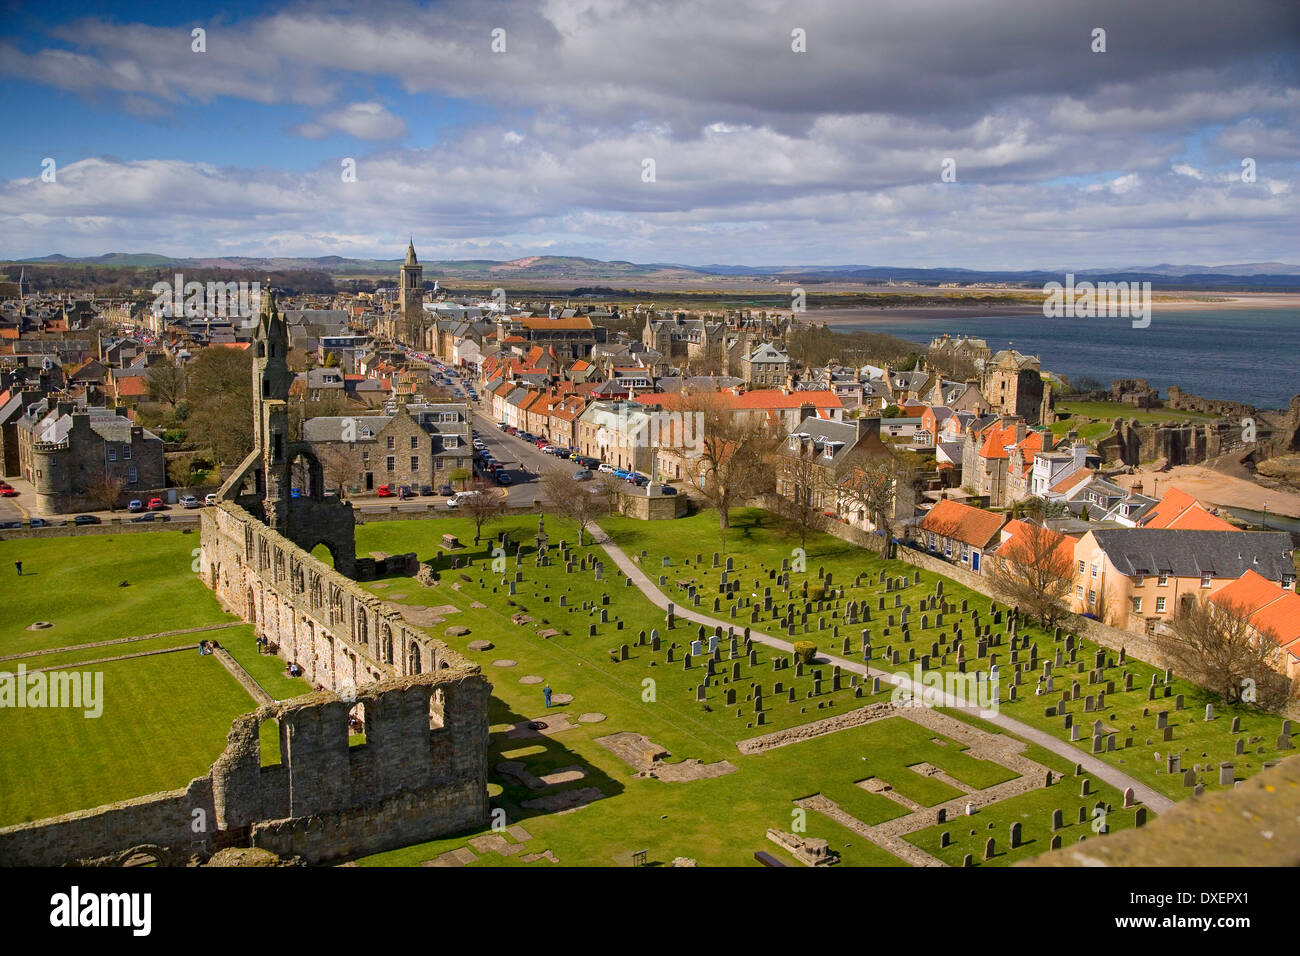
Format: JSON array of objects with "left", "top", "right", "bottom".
[
  {"left": 376, "top": 485, "right": 394, "bottom": 498},
  {"left": 148, "top": 497, "right": 166, "bottom": 511},
  {"left": 0, "top": 487, "right": 16, "bottom": 498}
]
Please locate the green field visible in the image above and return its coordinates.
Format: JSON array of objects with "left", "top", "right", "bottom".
[
  {"left": 0, "top": 531, "right": 308, "bottom": 826},
  {"left": 3, "top": 509, "right": 1288, "bottom": 865},
  {"left": 1054, "top": 400, "right": 1220, "bottom": 425}
]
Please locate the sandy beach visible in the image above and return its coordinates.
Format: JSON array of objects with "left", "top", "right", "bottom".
[
  {"left": 1112, "top": 465, "right": 1300, "bottom": 520},
  {"left": 806, "top": 292, "right": 1300, "bottom": 325}
]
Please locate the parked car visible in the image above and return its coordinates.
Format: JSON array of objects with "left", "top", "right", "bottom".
[
  {"left": 540, "top": 445, "right": 556, "bottom": 455},
  {"left": 73, "top": 514, "right": 102, "bottom": 525},
  {"left": 495, "top": 472, "right": 513, "bottom": 485},
  {"left": 554, "top": 448, "right": 572, "bottom": 459},
  {"left": 578, "top": 456, "right": 600, "bottom": 469},
  {"left": 0, "top": 486, "right": 17, "bottom": 497},
  {"left": 397, "top": 485, "right": 414, "bottom": 499},
  {"left": 179, "top": 495, "right": 198, "bottom": 509},
  {"left": 148, "top": 497, "right": 166, "bottom": 511},
  {"left": 419, "top": 485, "right": 434, "bottom": 496},
  {"left": 573, "top": 469, "right": 593, "bottom": 481},
  {"left": 376, "top": 485, "right": 394, "bottom": 498},
  {"left": 597, "top": 463, "right": 616, "bottom": 474},
  {"left": 0, "top": 480, "right": 12, "bottom": 491},
  {"left": 613, "top": 469, "right": 630, "bottom": 480},
  {"left": 438, "top": 483, "right": 455, "bottom": 496},
  {"left": 204, "top": 493, "right": 218, "bottom": 506},
  {"left": 628, "top": 473, "right": 649, "bottom": 486},
  {"left": 661, "top": 485, "right": 678, "bottom": 495},
  {"left": 28, "top": 518, "right": 51, "bottom": 528},
  {"left": 128, "top": 499, "right": 145, "bottom": 512}
]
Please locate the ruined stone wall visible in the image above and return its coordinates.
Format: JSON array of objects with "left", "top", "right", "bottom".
[
  {"left": 200, "top": 502, "right": 461, "bottom": 691},
  {"left": 0, "top": 673, "right": 491, "bottom": 867},
  {"left": 0, "top": 504, "right": 492, "bottom": 866},
  {"left": 0, "top": 778, "right": 215, "bottom": 868}
]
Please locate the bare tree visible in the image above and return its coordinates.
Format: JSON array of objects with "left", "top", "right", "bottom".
[
  {"left": 775, "top": 445, "right": 828, "bottom": 548},
  {"left": 316, "top": 444, "right": 356, "bottom": 499},
  {"left": 1166, "top": 595, "right": 1295, "bottom": 711},
  {"left": 988, "top": 521, "right": 1074, "bottom": 630},
  {"left": 166, "top": 454, "right": 195, "bottom": 490},
  {"left": 147, "top": 357, "right": 186, "bottom": 408},
  {"left": 85, "top": 474, "right": 126, "bottom": 512},
  {"left": 541, "top": 471, "right": 610, "bottom": 547},
  {"left": 838, "top": 450, "right": 913, "bottom": 555},
  {"left": 460, "top": 481, "right": 507, "bottom": 545},
  {"left": 674, "top": 392, "right": 777, "bottom": 554}
]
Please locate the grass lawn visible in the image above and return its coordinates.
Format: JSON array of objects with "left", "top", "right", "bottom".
[
  {"left": 345, "top": 512, "right": 1184, "bottom": 867},
  {"left": 2, "top": 507, "right": 1277, "bottom": 866},
  {"left": 0, "top": 531, "right": 235, "bottom": 656},
  {"left": 1054, "top": 400, "right": 1219, "bottom": 425},
  {"left": 0, "top": 651, "right": 260, "bottom": 826}
]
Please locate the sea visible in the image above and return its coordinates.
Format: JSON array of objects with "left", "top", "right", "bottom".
[{"left": 815, "top": 308, "right": 1300, "bottom": 410}]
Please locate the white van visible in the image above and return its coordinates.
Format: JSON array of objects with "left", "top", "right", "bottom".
[{"left": 447, "top": 491, "right": 483, "bottom": 508}]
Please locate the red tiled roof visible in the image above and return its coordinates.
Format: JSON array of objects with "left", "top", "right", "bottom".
[
  {"left": 1211, "top": 570, "right": 1300, "bottom": 658},
  {"left": 918, "top": 499, "right": 1006, "bottom": 549},
  {"left": 1141, "top": 486, "right": 1239, "bottom": 532}
]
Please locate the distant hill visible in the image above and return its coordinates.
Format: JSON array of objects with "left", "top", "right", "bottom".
[{"left": 8, "top": 253, "right": 1299, "bottom": 290}]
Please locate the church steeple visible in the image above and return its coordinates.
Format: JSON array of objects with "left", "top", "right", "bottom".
[{"left": 405, "top": 238, "right": 418, "bottom": 266}]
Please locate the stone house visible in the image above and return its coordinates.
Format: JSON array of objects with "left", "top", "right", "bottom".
[
  {"left": 1070, "top": 528, "right": 1295, "bottom": 636},
  {"left": 303, "top": 403, "right": 470, "bottom": 493},
  {"left": 16, "top": 399, "right": 165, "bottom": 513},
  {"left": 915, "top": 498, "right": 1006, "bottom": 573}
]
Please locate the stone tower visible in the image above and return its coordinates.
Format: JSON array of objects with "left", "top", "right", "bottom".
[
  {"left": 252, "top": 288, "right": 293, "bottom": 529},
  {"left": 399, "top": 239, "right": 425, "bottom": 345}
]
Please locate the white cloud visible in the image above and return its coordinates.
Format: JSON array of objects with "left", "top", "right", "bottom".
[{"left": 292, "top": 102, "right": 407, "bottom": 141}]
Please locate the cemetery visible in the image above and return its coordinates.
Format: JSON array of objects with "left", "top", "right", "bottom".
[{"left": 2, "top": 508, "right": 1293, "bottom": 866}]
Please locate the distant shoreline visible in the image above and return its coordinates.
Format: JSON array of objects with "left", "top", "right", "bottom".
[{"left": 807, "top": 292, "right": 1300, "bottom": 324}]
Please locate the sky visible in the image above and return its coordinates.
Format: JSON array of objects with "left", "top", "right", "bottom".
[{"left": 0, "top": 0, "right": 1297, "bottom": 269}]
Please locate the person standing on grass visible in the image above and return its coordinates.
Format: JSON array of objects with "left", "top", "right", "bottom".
[
  {"left": 14, "top": 561, "right": 21, "bottom": 576},
  {"left": 544, "top": 683, "right": 552, "bottom": 709}
]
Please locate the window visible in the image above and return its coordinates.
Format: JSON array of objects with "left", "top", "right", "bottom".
[
  {"left": 107, "top": 446, "right": 117, "bottom": 462},
  {"left": 362, "top": 451, "right": 369, "bottom": 465},
  {"left": 127, "top": 466, "right": 137, "bottom": 483},
  {"left": 410, "top": 456, "right": 419, "bottom": 472},
  {"left": 1156, "top": 597, "right": 1167, "bottom": 613},
  {"left": 1158, "top": 572, "right": 1168, "bottom": 586},
  {"left": 1090, "top": 562, "right": 1098, "bottom": 578},
  {"left": 410, "top": 435, "right": 419, "bottom": 449},
  {"left": 386, "top": 456, "right": 395, "bottom": 472},
  {"left": 1285, "top": 576, "right": 1296, "bottom": 591},
  {"left": 1077, "top": 559, "right": 1085, "bottom": 574},
  {"left": 1200, "top": 573, "right": 1212, "bottom": 588},
  {"left": 386, "top": 436, "right": 395, "bottom": 450},
  {"left": 1076, "top": 584, "right": 1084, "bottom": 601},
  {"left": 1087, "top": 589, "right": 1096, "bottom": 605},
  {"left": 122, "top": 445, "right": 131, "bottom": 460},
  {"left": 1131, "top": 597, "right": 1142, "bottom": 612},
  {"left": 1133, "top": 574, "right": 1143, "bottom": 586}
]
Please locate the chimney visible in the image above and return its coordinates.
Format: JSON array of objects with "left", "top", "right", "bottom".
[
  {"left": 1015, "top": 421, "right": 1026, "bottom": 445},
  {"left": 857, "top": 415, "right": 881, "bottom": 441},
  {"left": 1073, "top": 441, "right": 1087, "bottom": 468}
]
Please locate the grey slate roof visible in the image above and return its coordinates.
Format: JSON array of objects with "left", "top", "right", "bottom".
[{"left": 1091, "top": 529, "right": 1293, "bottom": 580}]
